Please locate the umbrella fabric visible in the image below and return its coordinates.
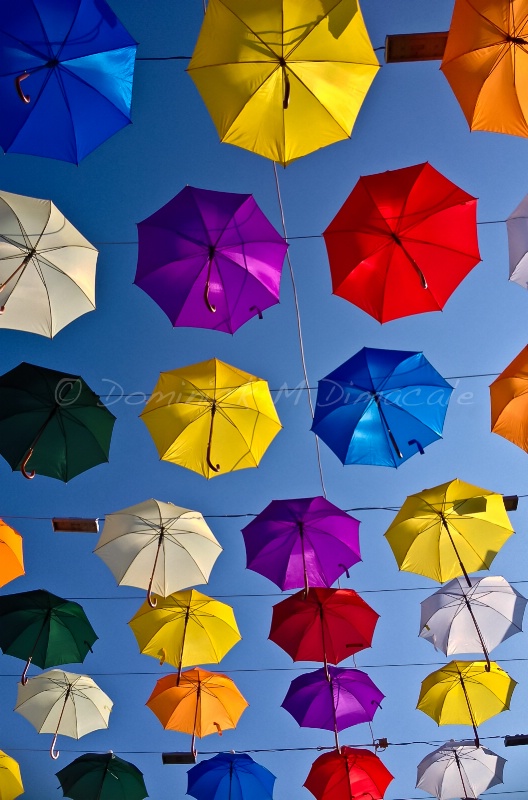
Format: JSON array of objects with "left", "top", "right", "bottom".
[
  {"left": 242, "top": 496, "right": 361, "bottom": 591},
  {"left": 56, "top": 752, "right": 148, "bottom": 800},
  {"left": 311, "top": 347, "right": 453, "bottom": 467},
  {"left": 419, "top": 576, "right": 527, "bottom": 658},
  {"left": 0, "top": 0, "right": 137, "bottom": 163},
  {"left": 187, "top": 0, "right": 380, "bottom": 166},
  {"left": 384, "top": 479, "right": 514, "bottom": 584},
  {"left": 507, "top": 193, "right": 528, "bottom": 288},
  {"left": 0, "top": 362, "right": 116, "bottom": 482},
  {"left": 94, "top": 498, "right": 222, "bottom": 606},
  {"left": 0, "top": 589, "right": 97, "bottom": 684},
  {"left": 0, "top": 750, "right": 23, "bottom": 800},
  {"left": 0, "top": 520, "right": 24, "bottom": 589},
  {"left": 135, "top": 186, "right": 287, "bottom": 333},
  {"left": 416, "top": 740, "right": 506, "bottom": 800},
  {"left": 140, "top": 358, "right": 281, "bottom": 479},
  {"left": 269, "top": 588, "right": 379, "bottom": 663},
  {"left": 0, "top": 190, "right": 97, "bottom": 337},
  {"left": 128, "top": 589, "right": 241, "bottom": 675},
  {"left": 304, "top": 747, "right": 393, "bottom": 800},
  {"left": 490, "top": 345, "right": 528, "bottom": 453},
  {"left": 187, "top": 753, "right": 276, "bottom": 800},
  {"left": 441, "top": 0, "right": 528, "bottom": 137},
  {"left": 324, "top": 162, "right": 480, "bottom": 322}
]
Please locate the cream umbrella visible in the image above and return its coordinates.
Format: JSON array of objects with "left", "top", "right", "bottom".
[{"left": 416, "top": 740, "right": 506, "bottom": 800}]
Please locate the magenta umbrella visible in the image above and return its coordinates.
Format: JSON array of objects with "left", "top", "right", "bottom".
[
  {"left": 135, "top": 186, "right": 288, "bottom": 333},
  {"left": 241, "top": 497, "right": 361, "bottom": 592}
]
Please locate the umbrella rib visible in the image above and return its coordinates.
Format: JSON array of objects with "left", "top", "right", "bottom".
[{"left": 464, "top": 0, "right": 516, "bottom": 39}]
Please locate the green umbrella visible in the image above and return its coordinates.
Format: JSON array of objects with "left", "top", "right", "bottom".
[
  {"left": 0, "top": 362, "right": 115, "bottom": 481},
  {"left": 0, "top": 589, "right": 98, "bottom": 684},
  {"left": 56, "top": 753, "right": 148, "bottom": 800}
]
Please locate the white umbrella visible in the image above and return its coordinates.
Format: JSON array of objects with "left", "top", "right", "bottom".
[
  {"left": 14, "top": 669, "right": 113, "bottom": 759},
  {"left": 0, "top": 189, "right": 97, "bottom": 337},
  {"left": 507, "top": 193, "right": 528, "bottom": 289},
  {"left": 94, "top": 499, "right": 223, "bottom": 607},
  {"left": 416, "top": 740, "right": 506, "bottom": 800}
]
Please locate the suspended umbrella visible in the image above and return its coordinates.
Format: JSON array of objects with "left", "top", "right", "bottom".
[
  {"left": 419, "top": 576, "right": 527, "bottom": 668},
  {"left": 56, "top": 752, "right": 148, "bottom": 800},
  {"left": 0, "top": 589, "right": 97, "bottom": 684},
  {"left": 0, "top": 190, "right": 97, "bottom": 337},
  {"left": 416, "top": 740, "right": 506, "bottom": 800},
  {"left": 507, "top": 193, "right": 528, "bottom": 288},
  {"left": 311, "top": 347, "right": 453, "bottom": 467},
  {"left": 384, "top": 479, "right": 514, "bottom": 585},
  {"left": 304, "top": 747, "right": 393, "bottom": 800},
  {"left": 140, "top": 358, "right": 281, "bottom": 479},
  {"left": 0, "top": 520, "right": 24, "bottom": 589},
  {"left": 128, "top": 589, "right": 241, "bottom": 680},
  {"left": 135, "top": 186, "right": 287, "bottom": 333},
  {"left": 0, "top": 362, "right": 116, "bottom": 481},
  {"left": 94, "top": 498, "right": 222, "bottom": 607},
  {"left": 0, "top": 750, "right": 23, "bottom": 800},
  {"left": 490, "top": 345, "right": 528, "bottom": 453},
  {"left": 441, "top": 0, "right": 528, "bottom": 137},
  {"left": 269, "top": 588, "right": 379, "bottom": 664},
  {"left": 324, "top": 162, "right": 480, "bottom": 322},
  {"left": 417, "top": 660, "right": 516, "bottom": 747},
  {"left": 15, "top": 669, "right": 113, "bottom": 759},
  {"left": 187, "top": 753, "right": 276, "bottom": 800},
  {"left": 242, "top": 496, "right": 361, "bottom": 592},
  {"left": 187, "top": 0, "right": 380, "bottom": 166},
  {"left": 0, "top": 0, "right": 137, "bottom": 163}
]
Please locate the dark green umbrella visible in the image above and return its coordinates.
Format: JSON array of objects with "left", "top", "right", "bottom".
[
  {"left": 57, "top": 753, "right": 148, "bottom": 800},
  {"left": 0, "top": 589, "right": 98, "bottom": 684},
  {"left": 0, "top": 362, "right": 115, "bottom": 481}
]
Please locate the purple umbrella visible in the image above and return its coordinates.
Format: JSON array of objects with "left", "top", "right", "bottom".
[
  {"left": 135, "top": 186, "right": 288, "bottom": 333},
  {"left": 241, "top": 497, "right": 361, "bottom": 592},
  {"left": 282, "top": 666, "right": 384, "bottom": 750}
]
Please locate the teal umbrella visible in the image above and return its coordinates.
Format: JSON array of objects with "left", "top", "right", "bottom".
[{"left": 56, "top": 753, "right": 148, "bottom": 800}]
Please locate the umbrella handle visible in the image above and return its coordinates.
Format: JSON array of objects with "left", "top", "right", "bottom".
[
  {"left": 50, "top": 733, "right": 60, "bottom": 760},
  {"left": 408, "top": 439, "right": 425, "bottom": 455},
  {"left": 338, "top": 563, "right": 350, "bottom": 579},
  {"left": 249, "top": 305, "right": 263, "bottom": 320},
  {"left": 21, "top": 449, "right": 35, "bottom": 480},
  {"left": 15, "top": 73, "right": 31, "bottom": 103},
  {"left": 21, "top": 656, "right": 32, "bottom": 685},
  {"left": 206, "top": 407, "right": 220, "bottom": 473},
  {"left": 204, "top": 281, "right": 216, "bottom": 313},
  {"left": 282, "top": 68, "right": 290, "bottom": 109},
  {"left": 147, "top": 587, "right": 158, "bottom": 608},
  {"left": 214, "top": 722, "right": 223, "bottom": 735}
]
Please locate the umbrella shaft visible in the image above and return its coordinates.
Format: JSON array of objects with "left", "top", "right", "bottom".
[{"left": 440, "top": 517, "right": 471, "bottom": 586}]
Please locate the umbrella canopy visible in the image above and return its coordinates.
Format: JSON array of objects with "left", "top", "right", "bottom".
[
  {"left": 15, "top": 669, "right": 113, "bottom": 759},
  {"left": 94, "top": 498, "right": 222, "bottom": 607},
  {"left": 0, "top": 750, "right": 23, "bottom": 800},
  {"left": 140, "top": 358, "right": 281, "bottom": 479},
  {"left": 0, "top": 362, "right": 115, "bottom": 482},
  {"left": 187, "top": 753, "right": 276, "bottom": 800},
  {"left": 441, "top": 0, "right": 528, "bottom": 137},
  {"left": 128, "top": 589, "right": 241, "bottom": 679},
  {"left": 419, "top": 576, "right": 527, "bottom": 664},
  {"left": 324, "top": 162, "right": 480, "bottom": 322},
  {"left": 187, "top": 0, "right": 380, "bottom": 166},
  {"left": 0, "top": 0, "right": 136, "bottom": 163},
  {"left": 242, "top": 496, "right": 361, "bottom": 591},
  {"left": 135, "top": 185, "right": 287, "bottom": 333},
  {"left": 0, "top": 589, "right": 97, "bottom": 684},
  {"left": 56, "top": 752, "right": 148, "bottom": 800},
  {"left": 0, "top": 520, "right": 24, "bottom": 589},
  {"left": 311, "top": 347, "right": 453, "bottom": 467},
  {"left": 417, "top": 660, "right": 516, "bottom": 747},
  {"left": 507, "top": 193, "right": 528, "bottom": 288},
  {"left": 416, "top": 740, "right": 506, "bottom": 800},
  {"left": 384, "top": 479, "right": 514, "bottom": 584},
  {"left": 269, "top": 588, "right": 379, "bottom": 664},
  {"left": 304, "top": 747, "right": 393, "bottom": 800},
  {"left": 0, "top": 190, "right": 97, "bottom": 337},
  {"left": 490, "top": 345, "right": 528, "bottom": 453}
]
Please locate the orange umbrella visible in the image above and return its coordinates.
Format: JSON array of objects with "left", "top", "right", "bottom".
[
  {"left": 490, "top": 345, "right": 528, "bottom": 452},
  {"left": 0, "top": 519, "right": 24, "bottom": 588},
  {"left": 441, "top": 0, "right": 528, "bottom": 137}
]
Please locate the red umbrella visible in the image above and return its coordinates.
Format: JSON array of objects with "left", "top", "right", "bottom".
[
  {"left": 323, "top": 162, "right": 480, "bottom": 323},
  {"left": 269, "top": 588, "right": 379, "bottom": 665},
  {"left": 304, "top": 747, "right": 393, "bottom": 800}
]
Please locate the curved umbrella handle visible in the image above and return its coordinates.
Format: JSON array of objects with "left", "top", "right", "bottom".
[
  {"left": 147, "top": 587, "right": 158, "bottom": 608},
  {"left": 408, "top": 439, "right": 425, "bottom": 455},
  {"left": 15, "top": 73, "right": 31, "bottom": 103},
  {"left": 249, "top": 305, "right": 263, "bottom": 320},
  {"left": 50, "top": 733, "right": 60, "bottom": 760},
  {"left": 204, "top": 281, "right": 216, "bottom": 313},
  {"left": 21, "top": 656, "right": 32, "bottom": 685},
  {"left": 282, "top": 69, "right": 290, "bottom": 109},
  {"left": 21, "top": 449, "right": 35, "bottom": 480},
  {"left": 213, "top": 722, "right": 223, "bottom": 736},
  {"left": 206, "top": 406, "right": 220, "bottom": 473}
]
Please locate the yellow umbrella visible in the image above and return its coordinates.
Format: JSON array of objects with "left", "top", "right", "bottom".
[
  {"left": 0, "top": 751, "right": 23, "bottom": 800},
  {"left": 417, "top": 660, "right": 516, "bottom": 746},
  {"left": 187, "top": 0, "right": 380, "bottom": 166},
  {"left": 0, "top": 520, "right": 24, "bottom": 589},
  {"left": 128, "top": 589, "right": 241, "bottom": 679},
  {"left": 384, "top": 479, "right": 514, "bottom": 584},
  {"left": 490, "top": 345, "right": 528, "bottom": 453},
  {"left": 140, "top": 358, "right": 282, "bottom": 479}
]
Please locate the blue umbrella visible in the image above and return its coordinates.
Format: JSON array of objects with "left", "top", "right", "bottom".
[
  {"left": 311, "top": 347, "right": 453, "bottom": 467},
  {"left": 187, "top": 753, "right": 275, "bottom": 800},
  {"left": 0, "top": 0, "right": 137, "bottom": 163}
]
